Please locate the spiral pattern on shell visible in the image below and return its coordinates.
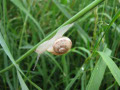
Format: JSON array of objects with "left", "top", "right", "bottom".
[{"left": 47, "top": 37, "right": 72, "bottom": 55}]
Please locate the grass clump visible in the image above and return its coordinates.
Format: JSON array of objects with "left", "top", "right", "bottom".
[{"left": 0, "top": 0, "right": 120, "bottom": 90}]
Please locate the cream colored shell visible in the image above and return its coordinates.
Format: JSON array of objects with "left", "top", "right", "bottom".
[{"left": 47, "top": 37, "right": 72, "bottom": 55}]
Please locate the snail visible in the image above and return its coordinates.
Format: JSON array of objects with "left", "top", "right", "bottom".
[
  {"left": 33, "top": 23, "right": 74, "bottom": 70},
  {"left": 47, "top": 37, "right": 72, "bottom": 55}
]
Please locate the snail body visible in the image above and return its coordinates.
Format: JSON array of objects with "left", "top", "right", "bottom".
[
  {"left": 34, "top": 23, "right": 74, "bottom": 70},
  {"left": 47, "top": 37, "right": 72, "bottom": 55}
]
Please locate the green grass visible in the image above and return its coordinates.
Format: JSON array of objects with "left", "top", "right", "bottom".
[{"left": 0, "top": 0, "right": 120, "bottom": 90}]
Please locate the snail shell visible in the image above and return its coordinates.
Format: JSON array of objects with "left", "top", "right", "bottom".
[{"left": 47, "top": 37, "right": 72, "bottom": 55}]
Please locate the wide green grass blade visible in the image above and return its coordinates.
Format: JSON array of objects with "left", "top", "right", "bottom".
[
  {"left": 17, "top": 70, "right": 29, "bottom": 90},
  {"left": 86, "top": 48, "right": 112, "bottom": 90},
  {"left": 98, "top": 51, "right": 120, "bottom": 86}
]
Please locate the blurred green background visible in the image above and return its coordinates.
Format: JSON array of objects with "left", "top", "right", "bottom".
[{"left": 0, "top": 0, "right": 120, "bottom": 90}]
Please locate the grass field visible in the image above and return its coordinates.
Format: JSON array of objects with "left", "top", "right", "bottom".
[{"left": 0, "top": 0, "right": 120, "bottom": 90}]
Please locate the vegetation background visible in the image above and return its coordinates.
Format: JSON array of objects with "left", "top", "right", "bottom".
[{"left": 0, "top": 0, "right": 120, "bottom": 90}]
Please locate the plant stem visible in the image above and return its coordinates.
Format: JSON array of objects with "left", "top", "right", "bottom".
[{"left": 0, "top": 0, "right": 105, "bottom": 73}]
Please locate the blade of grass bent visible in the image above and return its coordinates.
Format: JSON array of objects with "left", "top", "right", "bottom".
[
  {"left": 0, "top": 32, "right": 29, "bottom": 88},
  {"left": 0, "top": 32, "right": 42, "bottom": 90},
  {"left": 0, "top": 32, "right": 21, "bottom": 72},
  {"left": 0, "top": 0, "right": 105, "bottom": 73}
]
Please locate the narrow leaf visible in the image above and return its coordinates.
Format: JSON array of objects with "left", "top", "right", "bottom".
[{"left": 17, "top": 70, "right": 29, "bottom": 90}]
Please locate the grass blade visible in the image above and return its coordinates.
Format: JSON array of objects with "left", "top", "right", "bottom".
[
  {"left": 17, "top": 70, "right": 29, "bottom": 90},
  {"left": 98, "top": 51, "right": 120, "bottom": 86},
  {"left": 86, "top": 48, "right": 112, "bottom": 90}
]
